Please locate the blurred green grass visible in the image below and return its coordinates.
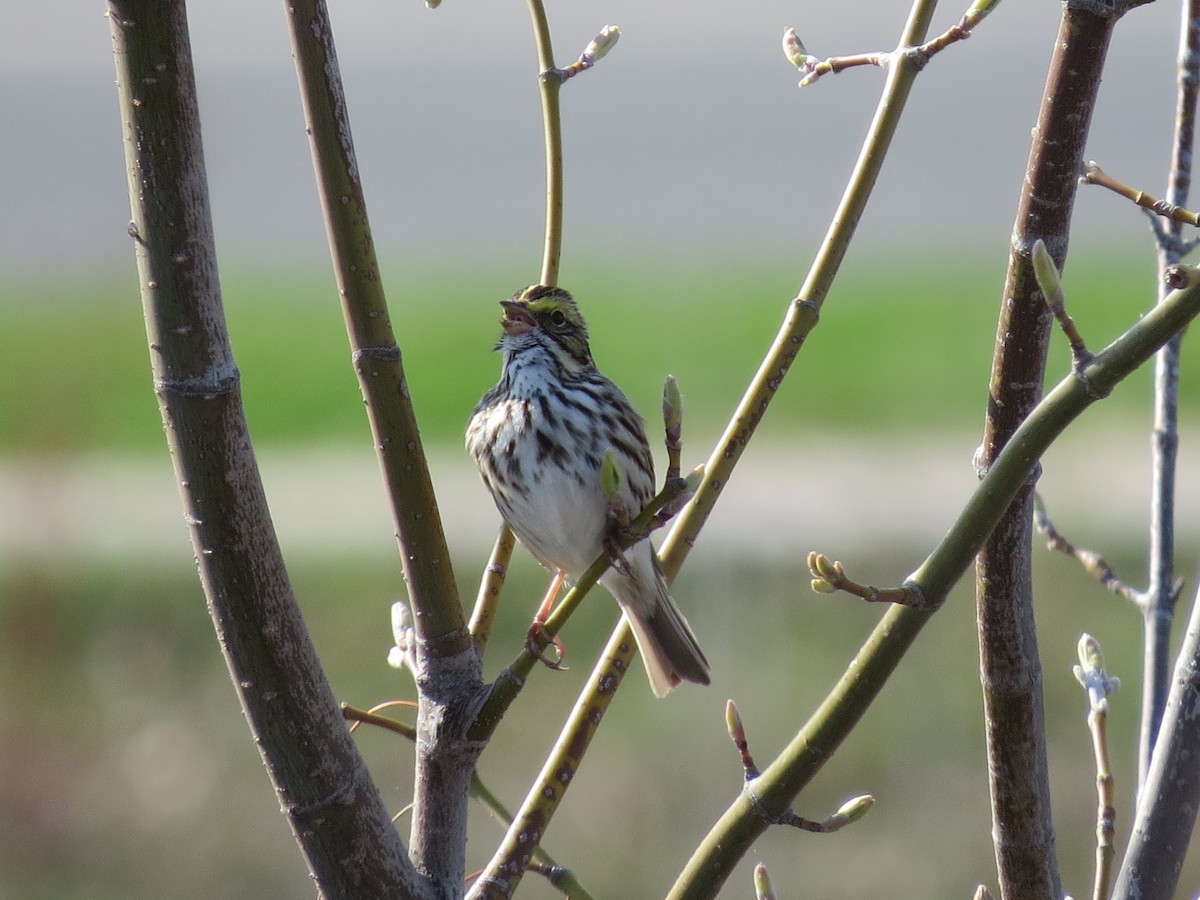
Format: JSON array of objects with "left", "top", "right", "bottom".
[{"left": 0, "top": 248, "right": 1171, "bottom": 455}]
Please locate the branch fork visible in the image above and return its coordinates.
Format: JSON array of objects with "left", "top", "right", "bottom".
[
  {"left": 782, "top": 0, "right": 1000, "bottom": 88},
  {"left": 726, "top": 700, "right": 874, "bottom": 834}
]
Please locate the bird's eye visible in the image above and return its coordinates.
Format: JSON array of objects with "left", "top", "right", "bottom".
[{"left": 550, "top": 310, "right": 567, "bottom": 326}]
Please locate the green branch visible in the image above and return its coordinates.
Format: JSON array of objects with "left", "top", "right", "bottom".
[
  {"left": 658, "top": 0, "right": 943, "bottom": 582},
  {"left": 669, "top": 265, "right": 1200, "bottom": 898},
  {"left": 285, "top": 0, "right": 465, "bottom": 650},
  {"left": 526, "top": 0, "right": 564, "bottom": 286}
]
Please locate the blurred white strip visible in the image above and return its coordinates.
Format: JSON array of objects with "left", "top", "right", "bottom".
[{"left": 1, "top": 425, "right": 1193, "bottom": 566}]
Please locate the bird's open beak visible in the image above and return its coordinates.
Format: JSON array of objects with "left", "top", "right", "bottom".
[{"left": 499, "top": 300, "right": 535, "bottom": 336}]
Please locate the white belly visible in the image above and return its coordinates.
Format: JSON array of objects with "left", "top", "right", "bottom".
[{"left": 468, "top": 395, "right": 610, "bottom": 578}]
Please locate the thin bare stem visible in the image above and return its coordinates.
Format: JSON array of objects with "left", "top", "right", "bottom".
[
  {"left": 807, "top": 552, "right": 927, "bottom": 607},
  {"left": 1139, "top": 0, "right": 1200, "bottom": 791},
  {"left": 1032, "top": 494, "right": 1140, "bottom": 602},
  {"left": 467, "top": 619, "right": 637, "bottom": 899},
  {"left": 727, "top": 701, "right": 873, "bottom": 834},
  {"left": 342, "top": 704, "right": 595, "bottom": 899},
  {"left": 784, "top": 0, "right": 1000, "bottom": 87},
  {"left": 526, "top": 0, "right": 563, "bottom": 286},
  {"left": 1082, "top": 161, "right": 1200, "bottom": 227},
  {"left": 660, "top": 0, "right": 944, "bottom": 605},
  {"left": 469, "top": 525, "right": 518, "bottom": 653}
]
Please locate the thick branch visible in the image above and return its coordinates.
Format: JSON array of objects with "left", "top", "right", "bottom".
[
  {"left": 976, "top": 8, "right": 1120, "bottom": 898},
  {"left": 108, "top": 3, "right": 419, "bottom": 897},
  {"left": 283, "top": 2, "right": 480, "bottom": 893},
  {"left": 282, "top": 0, "right": 465, "bottom": 655}
]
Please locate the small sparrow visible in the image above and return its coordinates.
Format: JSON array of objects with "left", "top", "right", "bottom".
[{"left": 466, "top": 284, "right": 710, "bottom": 697}]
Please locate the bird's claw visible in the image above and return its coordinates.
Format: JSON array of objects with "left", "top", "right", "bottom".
[
  {"left": 602, "top": 529, "right": 635, "bottom": 577},
  {"left": 526, "top": 621, "right": 568, "bottom": 670}
]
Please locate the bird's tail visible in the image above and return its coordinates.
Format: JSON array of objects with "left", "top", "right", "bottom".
[{"left": 604, "top": 551, "right": 710, "bottom": 698}]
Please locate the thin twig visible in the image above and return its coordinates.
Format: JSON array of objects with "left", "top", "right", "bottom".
[
  {"left": 726, "top": 700, "right": 873, "bottom": 834},
  {"left": 343, "top": 704, "right": 597, "bottom": 900},
  {"left": 1032, "top": 494, "right": 1140, "bottom": 603},
  {"left": 783, "top": 0, "right": 1001, "bottom": 87},
  {"left": 807, "top": 552, "right": 928, "bottom": 607},
  {"left": 1082, "top": 161, "right": 1200, "bottom": 228},
  {"left": 469, "top": 525, "right": 518, "bottom": 653},
  {"left": 1114, "top": 580, "right": 1200, "bottom": 899},
  {"left": 1072, "top": 635, "right": 1119, "bottom": 900}
]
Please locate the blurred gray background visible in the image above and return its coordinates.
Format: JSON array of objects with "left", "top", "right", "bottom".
[{"left": 2, "top": 1, "right": 1186, "bottom": 280}]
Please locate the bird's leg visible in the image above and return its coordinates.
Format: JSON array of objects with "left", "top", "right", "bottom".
[{"left": 526, "top": 571, "right": 568, "bottom": 669}]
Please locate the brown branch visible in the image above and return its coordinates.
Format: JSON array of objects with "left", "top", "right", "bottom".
[
  {"left": 284, "top": 1, "right": 486, "bottom": 893},
  {"left": 976, "top": 6, "right": 1125, "bottom": 898},
  {"left": 108, "top": 3, "right": 420, "bottom": 896}
]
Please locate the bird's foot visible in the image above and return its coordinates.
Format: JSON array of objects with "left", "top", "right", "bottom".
[{"left": 526, "top": 621, "right": 568, "bottom": 670}]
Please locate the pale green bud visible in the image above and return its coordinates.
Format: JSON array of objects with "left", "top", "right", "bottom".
[
  {"left": 807, "top": 551, "right": 842, "bottom": 582},
  {"left": 1073, "top": 632, "right": 1119, "bottom": 713},
  {"left": 754, "top": 863, "right": 776, "bottom": 900},
  {"left": 831, "top": 794, "right": 874, "bottom": 827},
  {"left": 662, "top": 374, "right": 683, "bottom": 435},
  {"left": 1031, "top": 239, "right": 1061, "bottom": 303},
  {"left": 1077, "top": 632, "right": 1103, "bottom": 672}
]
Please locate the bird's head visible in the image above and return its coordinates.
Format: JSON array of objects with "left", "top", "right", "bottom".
[{"left": 497, "top": 284, "right": 594, "bottom": 370}]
